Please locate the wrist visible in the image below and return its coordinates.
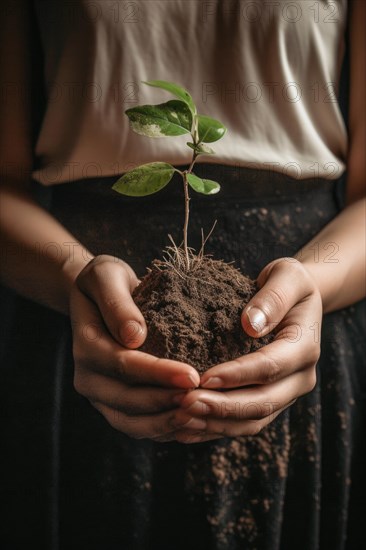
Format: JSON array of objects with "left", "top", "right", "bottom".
[
  {"left": 296, "top": 252, "right": 341, "bottom": 314},
  {"left": 61, "top": 250, "right": 95, "bottom": 313}
]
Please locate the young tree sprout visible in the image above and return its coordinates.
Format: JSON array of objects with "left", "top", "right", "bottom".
[{"left": 112, "top": 80, "right": 227, "bottom": 271}]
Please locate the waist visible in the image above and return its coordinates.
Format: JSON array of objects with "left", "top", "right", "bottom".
[
  {"left": 40, "top": 164, "right": 337, "bottom": 205},
  {"left": 31, "top": 164, "right": 341, "bottom": 278}
]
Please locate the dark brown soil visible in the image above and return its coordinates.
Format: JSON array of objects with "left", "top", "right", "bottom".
[{"left": 132, "top": 255, "right": 271, "bottom": 374}]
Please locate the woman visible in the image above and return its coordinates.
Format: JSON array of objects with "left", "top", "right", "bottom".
[{"left": 1, "top": 1, "right": 365, "bottom": 548}]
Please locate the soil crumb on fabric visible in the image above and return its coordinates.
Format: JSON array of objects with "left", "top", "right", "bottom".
[
  {"left": 133, "top": 256, "right": 270, "bottom": 374},
  {"left": 184, "top": 421, "right": 290, "bottom": 545}
]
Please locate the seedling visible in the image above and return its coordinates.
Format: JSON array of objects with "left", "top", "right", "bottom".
[{"left": 112, "top": 80, "right": 227, "bottom": 271}]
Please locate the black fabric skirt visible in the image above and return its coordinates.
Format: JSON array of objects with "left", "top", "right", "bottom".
[{"left": 1, "top": 164, "right": 365, "bottom": 550}]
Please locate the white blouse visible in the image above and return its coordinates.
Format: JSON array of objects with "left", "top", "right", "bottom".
[{"left": 32, "top": 0, "right": 348, "bottom": 185}]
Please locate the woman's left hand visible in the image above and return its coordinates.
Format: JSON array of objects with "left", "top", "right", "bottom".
[{"left": 174, "top": 258, "right": 322, "bottom": 444}]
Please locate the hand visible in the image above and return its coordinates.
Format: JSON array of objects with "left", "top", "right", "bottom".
[
  {"left": 174, "top": 258, "right": 321, "bottom": 443},
  {"left": 70, "top": 255, "right": 200, "bottom": 441}
]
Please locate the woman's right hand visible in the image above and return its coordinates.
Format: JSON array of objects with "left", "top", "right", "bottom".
[{"left": 70, "top": 255, "right": 200, "bottom": 441}]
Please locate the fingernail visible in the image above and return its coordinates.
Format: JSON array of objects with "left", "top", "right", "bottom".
[
  {"left": 201, "top": 377, "right": 223, "bottom": 389},
  {"left": 172, "top": 374, "right": 198, "bottom": 389},
  {"left": 121, "top": 320, "right": 143, "bottom": 345},
  {"left": 246, "top": 307, "right": 266, "bottom": 332},
  {"left": 181, "top": 417, "right": 207, "bottom": 430},
  {"left": 184, "top": 401, "right": 211, "bottom": 415}
]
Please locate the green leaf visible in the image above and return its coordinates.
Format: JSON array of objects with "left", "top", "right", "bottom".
[
  {"left": 197, "top": 115, "right": 226, "bottom": 143},
  {"left": 187, "top": 173, "right": 221, "bottom": 195},
  {"left": 187, "top": 142, "right": 215, "bottom": 155},
  {"left": 202, "top": 179, "right": 221, "bottom": 194},
  {"left": 112, "top": 162, "right": 175, "bottom": 196},
  {"left": 126, "top": 100, "right": 192, "bottom": 138},
  {"left": 142, "top": 80, "right": 196, "bottom": 116}
]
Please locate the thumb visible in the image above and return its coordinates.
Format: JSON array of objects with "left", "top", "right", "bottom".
[
  {"left": 241, "top": 258, "right": 312, "bottom": 338},
  {"left": 76, "top": 255, "right": 147, "bottom": 348}
]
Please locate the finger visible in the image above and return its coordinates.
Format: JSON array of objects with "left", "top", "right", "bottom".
[
  {"left": 92, "top": 402, "right": 186, "bottom": 439},
  {"left": 76, "top": 255, "right": 147, "bottom": 348},
  {"left": 174, "top": 432, "right": 221, "bottom": 444},
  {"left": 72, "top": 288, "right": 200, "bottom": 388},
  {"left": 179, "top": 369, "right": 312, "bottom": 422},
  {"left": 150, "top": 431, "right": 183, "bottom": 443},
  {"left": 201, "top": 296, "right": 321, "bottom": 390},
  {"left": 175, "top": 401, "right": 291, "bottom": 442},
  {"left": 75, "top": 367, "right": 188, "bottom": 414},
  {"left": 112, "top": 349, "right": 201, "bottom": 387},
  {"left": 241, "top": 258, "right": 317, "bottom": 338}
]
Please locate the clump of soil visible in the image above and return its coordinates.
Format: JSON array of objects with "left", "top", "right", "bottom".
[{"left": 133, "top": 254, "right": 271, "bottom": 374}]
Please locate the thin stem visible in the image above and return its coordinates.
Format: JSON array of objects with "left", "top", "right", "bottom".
[
  {"left": 181, "top": 150, "right": 198, "bottom": 271},
  {"left": 188, "top": 150, "right": 198, "bottom": 174},
  {"left": 182, "top": 171, "right": 190, "bottom": 270},
  {"left": 189, "top": 153, "right": 199, "bottom": 173}
]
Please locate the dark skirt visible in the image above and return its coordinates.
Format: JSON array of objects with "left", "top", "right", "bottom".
[{"left": 1, "top": 164, "right": 365, "bottom": 550}]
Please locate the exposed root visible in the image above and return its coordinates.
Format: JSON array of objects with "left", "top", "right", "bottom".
[
  {"left": 158, "top": 223, "right": 220, "bottom": 277},
  {"left": 159, "top": 243, "right": 198, "bottom": 279},
  {"left": 153, "top": 227, "right": 245, "bottom": 288},
  {"left": 198, "top": 220, "right": 217, "bottom": 261}
]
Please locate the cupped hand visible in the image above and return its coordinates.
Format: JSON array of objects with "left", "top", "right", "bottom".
[
  {"left": 70, "top": 255, "right": 200, "bottom": 441},
  {"left": 174, "top": 258, "right": 322, "bottom": 444}
]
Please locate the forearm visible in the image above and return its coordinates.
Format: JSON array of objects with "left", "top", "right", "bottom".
[
  {"left": 296, "top": 198, "right": 366, "bottom": 313},
  {"left": 0, "top": 185, "right": 93, "bottom": 314}
]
